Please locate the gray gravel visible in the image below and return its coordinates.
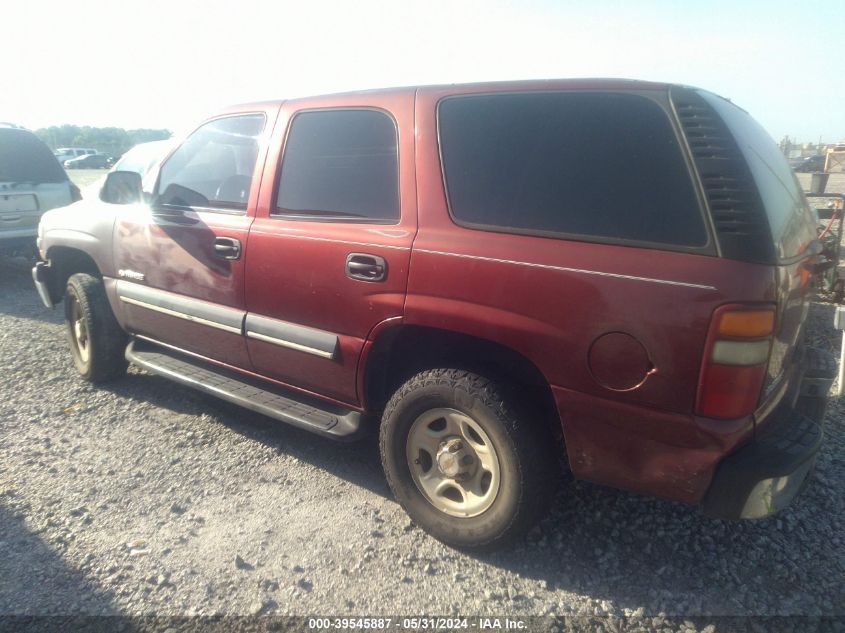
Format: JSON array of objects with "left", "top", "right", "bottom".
[{"left": 1, "top": 254, "right": 843, "bottom": 624}]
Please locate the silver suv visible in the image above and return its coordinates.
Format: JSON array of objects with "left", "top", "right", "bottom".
[{"left": 0, "top": 124, "right": 80, "bottom": 255}]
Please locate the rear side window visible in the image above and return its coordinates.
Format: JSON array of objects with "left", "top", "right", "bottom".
[
  {"left": 438, "top": 92, "right": 707, "bottom": 247},
  {"left": 157, "top": 114, "right": 265, "bottom": 212},
  {"left": 275, "top": 109, "right": 399, "bottom": 222},
  {"left": 0, "top": 129, "right": 67, "bottom": 184}
]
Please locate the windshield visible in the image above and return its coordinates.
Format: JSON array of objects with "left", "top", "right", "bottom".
[{"left": 0, "top": 129, "right": 68, "bottom": 183}]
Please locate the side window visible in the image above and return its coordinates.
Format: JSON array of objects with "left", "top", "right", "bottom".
[
  {"left": 438, "top": 92, "right": 707, "bottom": 248},
  {"left": 157, "top": 114, "right": 265, "bottom": 212},
  {"left": 275, "top": 109, "right": 399, "bottom": 222}
]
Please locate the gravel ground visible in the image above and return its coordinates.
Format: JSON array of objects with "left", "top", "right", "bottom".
[{"left": 1, "top": 206, "right": 844, "bottom": 628}]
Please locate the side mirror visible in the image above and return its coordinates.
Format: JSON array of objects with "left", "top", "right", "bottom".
[{"left": 100, "top": 171, "right": 143, "bottom": 204}]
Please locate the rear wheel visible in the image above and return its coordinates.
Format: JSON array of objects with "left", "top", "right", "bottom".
[
  {"left": 380, "top": 368, "right": 557, "bottom": 550},
  {"left": 64, "top": 273, "right": 127, "bottom": 382}
]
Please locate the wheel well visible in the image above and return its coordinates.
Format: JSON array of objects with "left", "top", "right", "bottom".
[
  {"left": 47, "top": 247, "right": 100, "bottom": 303},
  {"left": 364, "top": 325, "right": 561, "bottom": 439}
]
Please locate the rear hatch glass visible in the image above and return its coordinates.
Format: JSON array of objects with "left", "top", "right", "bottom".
[{"left": 0, "top": 129, "right": 68, "bottom": 184}]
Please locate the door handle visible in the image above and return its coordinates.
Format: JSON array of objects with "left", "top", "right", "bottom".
[
  {"left": 213, "top": 237, "right": 241, "bottom": 260},
  {"left": 346, "top": 253, "right": 387, "bottom": 282}
]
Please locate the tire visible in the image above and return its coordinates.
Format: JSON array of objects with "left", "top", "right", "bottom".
[
  {"left": 379, "top": 368, "right": 557, "bottom": 550},
  {"left": 64, "top": 273, "right": 128, "bottom": 382}
]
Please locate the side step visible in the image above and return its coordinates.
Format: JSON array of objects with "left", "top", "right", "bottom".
[{"left": 125, "top": 339, "right": 370, "bottom": 440}]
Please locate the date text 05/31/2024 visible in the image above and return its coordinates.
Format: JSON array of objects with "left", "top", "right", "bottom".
[{"left": 307, "top": 618, "right": 527, "bottom": 630}]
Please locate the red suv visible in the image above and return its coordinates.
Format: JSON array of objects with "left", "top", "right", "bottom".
[{"left": 32, "top": 79, "right": 832, "bottom": 549}]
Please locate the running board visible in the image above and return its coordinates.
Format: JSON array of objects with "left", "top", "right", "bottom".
[{"left": 125, "top": 339, "right": 369, "bottom": 440}]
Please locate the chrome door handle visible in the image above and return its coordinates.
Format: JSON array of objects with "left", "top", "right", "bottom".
[
  {"left": 213, "top": 237, "right": 241, "bottom": 260},
  {"left": 345, "top": 253, "right": 387, "bottom": 281}
]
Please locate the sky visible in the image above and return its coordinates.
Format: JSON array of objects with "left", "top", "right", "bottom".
[{"left": 3, "top": 0, "right": 842, "bottom": 143}]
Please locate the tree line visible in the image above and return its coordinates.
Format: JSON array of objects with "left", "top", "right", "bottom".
[{"left": 35, "top": 125, "right": 172, "bottom": 158}]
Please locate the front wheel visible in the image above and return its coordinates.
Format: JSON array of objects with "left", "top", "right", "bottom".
[
  {"left": 380, "top": 369, "right": 557, "bottom": 550},
  {"left": 64, "top": 273, "right": 128, "bottom": 382}
]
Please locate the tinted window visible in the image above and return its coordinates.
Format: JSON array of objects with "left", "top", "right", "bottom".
[
  {"left": 701, "top": 92, "right": 817, "bottom": 260},
  {"left": 438, "top": 92, "right": 706, "bottom": 247},
  {"left": 0, "top": 129, "right": 67, "bottom": 183},
  {"left": 157, "top": 114, "right": 265, "bottom": 211},
  {"left": 276, "top": 110, "right": 399, "bottom": 221}
]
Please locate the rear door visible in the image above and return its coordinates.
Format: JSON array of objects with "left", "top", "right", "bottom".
[
  {"left": 244, "top": 93, "right": 416, "bottom": 406},
  {"left": 113, "top": 110, "right": 274, "bottom": 368}
]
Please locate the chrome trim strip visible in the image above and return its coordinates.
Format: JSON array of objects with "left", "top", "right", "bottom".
[
  {"left": 414, "top": 249, "right": 717, "bottom": 290},
  {"left": 115, "top": 280, "right": 246, "bottom": 333},
  {"left": 246, "top": 330, "right": 336, "bottom": 359},
  {"left": 119, "top": 296, "right": 243, "bottom": 334},
  {"left": 244, "top": 312, "right": 339, "bottom": 359}
]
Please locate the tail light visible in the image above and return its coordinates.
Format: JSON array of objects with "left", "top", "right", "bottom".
[
  {"left": 70, "top": 182, "right": 82, "bottom": 202},
  {"left": 696, "top": 305, "right": 775, "bottom": 419}
]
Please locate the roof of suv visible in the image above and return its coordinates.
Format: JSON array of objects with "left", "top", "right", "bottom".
[{"left": 224, "top": 78, "right": 681, "bottom": 113}]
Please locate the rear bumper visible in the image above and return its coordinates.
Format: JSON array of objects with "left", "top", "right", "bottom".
[{"left": 702, "top": 348, "right": 833, "bottom": 519}]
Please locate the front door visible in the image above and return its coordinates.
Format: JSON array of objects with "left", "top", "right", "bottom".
[
  {"left": 244, "top": 94, "right": 417, "bottom": 406},
  {"left": 114, "top": 111, "right": 273, "bottom": 368}
]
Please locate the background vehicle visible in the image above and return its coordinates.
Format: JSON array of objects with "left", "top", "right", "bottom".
[
  {"left": 0, "top": 125, "right": 80, "bottom": 255},
  {"left": 794, "top": 154, "right": 826, "bottom": 172},
  {"left": 53, "top": 147, "right": 97, "bottom": 164},
  {"left": 64, "top": 153, "right": 114, "bottom": 169},
  {"left": 32, "top": 80, "right": 832, "bottom": 549}
]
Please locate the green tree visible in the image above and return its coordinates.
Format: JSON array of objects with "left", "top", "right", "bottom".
[{"left": 35, "top": 125, "right": 171, "bottom": 157}]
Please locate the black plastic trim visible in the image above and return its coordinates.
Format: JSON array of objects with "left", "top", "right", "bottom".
[
  {"left": 32, "top": 261, "right": 56, "bottom": 308},
  {"left": 669, "top": 87, "right": 775, "bottom": 264},
  {"left": 244, "top": 313, "right": 339, "bottom": 359},
  {"left": 701, "top": 348, "right": 831, "bottom": 519},
  {"left": 115, "top": 281, "right": 245, "bottom": 334}
]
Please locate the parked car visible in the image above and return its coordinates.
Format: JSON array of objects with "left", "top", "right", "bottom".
[
  {"left": 54, "top": 147, "right": 97, "bottom": 164},
  {"left": 0, "top": 124, "right": 80, "bottom": 255},
  {"left": 32, "top": 80, "right": 832, "bottom": 549},
  {"left": 64, "top": 153, "right": 114, "bottom": 169},
  {"left": 793, "top": 154, "right": 826, "bottom": 172}
]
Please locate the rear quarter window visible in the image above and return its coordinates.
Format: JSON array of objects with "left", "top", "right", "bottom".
[{"left": 437, "top": 92, "right": 707, "bottom": 248}]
